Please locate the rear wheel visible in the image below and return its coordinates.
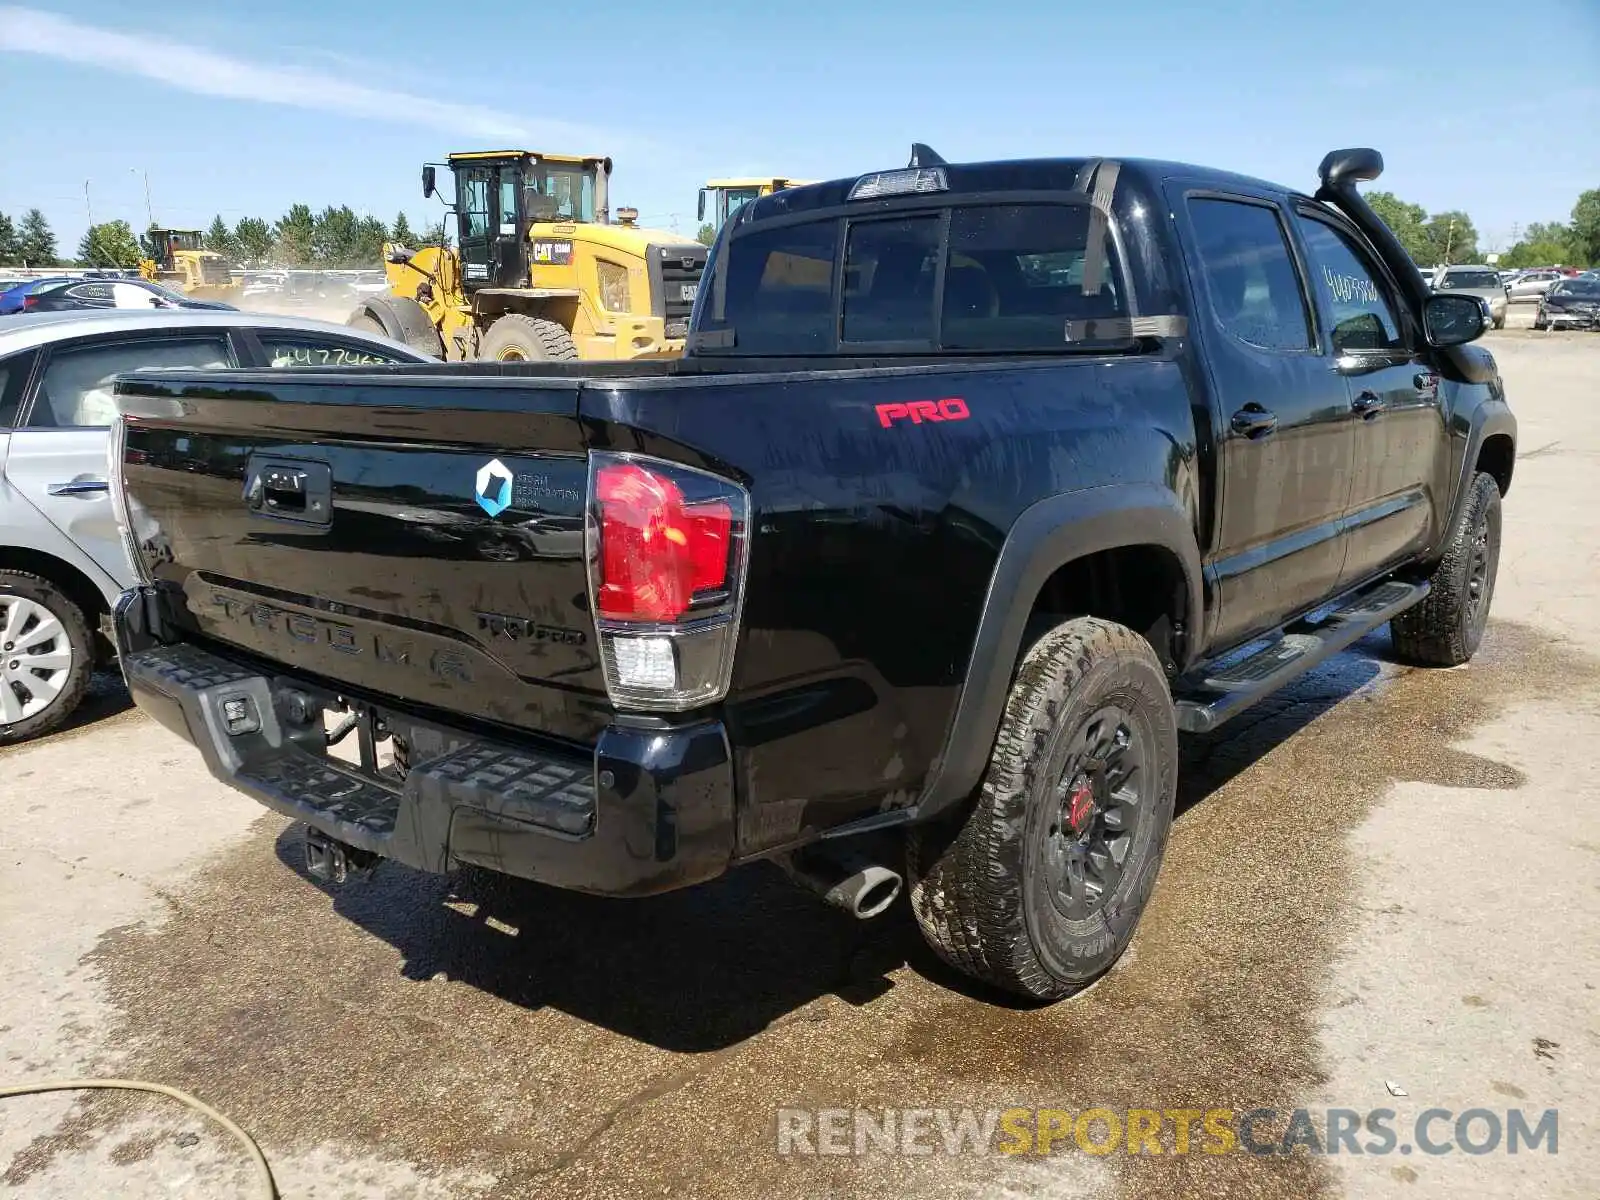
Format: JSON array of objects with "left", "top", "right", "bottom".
[
  {"left": 347, "top": 312, "right": 385, "bottom": 335},
  {"left": 908, "top": 617, "right": 1178, "bottom": 1000},
  {"left": 479, "top": 314, "right": 579, "bottom": 362},
  {"left": 0, "top": 571, "right": 94, "bottom": 744}
]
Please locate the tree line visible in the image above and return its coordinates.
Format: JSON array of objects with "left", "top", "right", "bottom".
[
  {"left": 0, "top": 207, "right": 446, "bottom": 271},
  {"left": 1367, "top": 186, "right": 1598, "bottom": 269},
  {"left": 8, "top": 187, "right": 1597, "bottom": 272}
]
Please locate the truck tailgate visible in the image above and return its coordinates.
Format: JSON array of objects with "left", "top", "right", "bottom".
[{"left": 116, "top": 371, "right": 609, "bottom": 744}]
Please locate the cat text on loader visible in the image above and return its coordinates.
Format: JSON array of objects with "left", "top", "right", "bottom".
[
  {"left": 698, "top": 177, "right": 815, "bottom": 236},
  {"left": 138, "top": 229, "right": 241, "bottom": 302},
  {"left": 350, "top": 152, "right": 707, "bottom": 361}
]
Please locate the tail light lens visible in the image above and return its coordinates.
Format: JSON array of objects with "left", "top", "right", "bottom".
[
  {"left": 21, "top": 294, "right": 39, "bottom": 312},
  {"left": 586, "top": 452, "right": 750, "bottom": 711}
]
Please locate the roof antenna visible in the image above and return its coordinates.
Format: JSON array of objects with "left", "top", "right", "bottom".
[{"left": 908, "top": 143, "right": 946, "bottom": 169}]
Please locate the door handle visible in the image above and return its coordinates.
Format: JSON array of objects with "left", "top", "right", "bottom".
[
  {"left": 1230, "top": 405, "right": 1278, "bottom": 438},
  {"left": 47, "top": 478, "right": 109, "bottom": 497},
  {"left": 1352, "top": 391, "right": 1385, "bottom": 419}
]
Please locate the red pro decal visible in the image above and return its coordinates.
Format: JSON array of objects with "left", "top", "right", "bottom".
[{"left": 875, "top": 398, "right": 970, "bottom": 428}]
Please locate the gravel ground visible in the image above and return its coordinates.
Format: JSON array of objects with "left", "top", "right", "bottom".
[{"left": 1, "top": 328, "right": 1596, "bottom": 1199}]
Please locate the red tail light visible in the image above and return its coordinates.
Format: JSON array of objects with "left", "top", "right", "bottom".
[
  {"left": 595, "top": 463, "right": 733, "bottom": 621},
  {"left": 21, "top": 294, "right": 39, "bottom": 312},
  {"left": 587, "top": 453, "right": 750, "bottom": 711}
]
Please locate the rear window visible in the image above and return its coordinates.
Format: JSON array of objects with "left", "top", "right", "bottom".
[
  {"left": 695, "top": 201, "right": 1125, "bottom": 354},
  {"left": 1439, "top": 270, "right": 1501, "bottom": 289}
]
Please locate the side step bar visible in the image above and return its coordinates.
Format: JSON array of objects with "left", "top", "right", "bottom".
[{"left": 1174, "top": 578, "right": 1428, "bottom": 734}]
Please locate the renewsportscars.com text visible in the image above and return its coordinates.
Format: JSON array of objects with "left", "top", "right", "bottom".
[{"left": 776, "top": 1106, "right": 1559, "bottom": 1158}]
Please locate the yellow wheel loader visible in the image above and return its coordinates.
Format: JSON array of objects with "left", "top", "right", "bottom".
[
  {"left": 351, "top": 152, "right": 707, "bottom": 361},
  {"left": 138, "top": 229, "right": 241, "bottom": 302},
  {"left": 698, "top": 177, "right": 815, "bottom": 236}
]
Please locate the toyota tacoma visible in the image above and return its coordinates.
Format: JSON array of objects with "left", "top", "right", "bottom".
[{"left": 109, "top": 145, "right": 1514, "bottom": 1000}]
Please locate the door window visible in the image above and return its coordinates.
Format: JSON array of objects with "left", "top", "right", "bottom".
[
  {"left": 31, "top": 337, "right": 232, "bottom": 428},
  {"left": 0, "top": 356, "right": 25, "bottom": 427},
  {"left": 63, "top": 282, "right": 116, "bottom": 308},
  {"left": 460, "top": 170, "right": 491, "bottom": 239},
  {"left": 1294, "top": 216, "right": 1406, "bottom": 353},
  {"left": 258, "top": 336, "right": 411, "bottom": 367},
  {"left": 1186, "top": 198, "right": 1312, "bottom": 352},
  {"left": 498, "top": 169, "right": 520, "bottom": 235}
]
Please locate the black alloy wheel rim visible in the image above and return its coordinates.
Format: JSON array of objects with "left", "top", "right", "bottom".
[
  {"left": 1465, "top": 504, "right": 1494, "bottom": 634},
  {"left": 1044, "top": 705, "right": 1146, "bottom": 922}
]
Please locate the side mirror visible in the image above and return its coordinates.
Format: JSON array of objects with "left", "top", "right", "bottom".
[
  {"left": 697, "top": 189, "right": 707, "bottom": 221},
  {"left": 1423, "top": 292, "right": 1486, "bottom": 347},
  {"left": 422, "top": 165, "right": 436, "bottom": 199}
]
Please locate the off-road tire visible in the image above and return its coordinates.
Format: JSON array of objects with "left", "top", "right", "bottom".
[
  {"left": 1391, "top": 470, "right": 1502, "bottom": 666},
  {"left": 347, "top": 312, "right": 386, "bottom": 336},
  {"left": 0, "top": 570, "right": 94, "bottom": 744},
  {"left": 908, "top": 617, "right": 1178, "bottom": 1000},
  {"left": 479, "top": 314, "right": 579, "bottom": 362}
]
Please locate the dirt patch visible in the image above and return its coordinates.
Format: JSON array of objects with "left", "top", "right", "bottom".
[{"left": 12, "top": 620, "right": 1597, "bottom": 1198}]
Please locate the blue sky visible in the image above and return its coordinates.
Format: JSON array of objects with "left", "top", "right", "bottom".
[{"left": 2, "top": 0, "right": 1596, "bottom": 254}]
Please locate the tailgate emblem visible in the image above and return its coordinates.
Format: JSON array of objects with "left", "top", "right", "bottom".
[{"left": 475, "top": 459, "right": 514, "bottom": 516}]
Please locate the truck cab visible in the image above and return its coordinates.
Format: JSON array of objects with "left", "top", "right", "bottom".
[{"left": 698, "top": 178, "right": 815, "bottom": 235}]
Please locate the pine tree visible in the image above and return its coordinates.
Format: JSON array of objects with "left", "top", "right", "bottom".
[
  {"left": 391, "top": 211, "right": 415, "bottom": 247},
  {"left": 205, "top": 214, "right": 238, "bottom": 262},
  {"left": 18, "top": 209, "right": 58, "bottom": 266},
  {"left": 234, "top": 217, "right": 273, "bottom": 266},
  {"left": 0, "top": 212, "right": 20, "bottom": 265},
  {"left": 273, "top": 204, "right": 316, "bottom": 265}
]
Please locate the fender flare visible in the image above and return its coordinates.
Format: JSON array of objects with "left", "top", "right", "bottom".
[
  {"left": 352, "top": 294, "right": 444, "bottom": 359},
  {"left": 1438, "top": 399, "right": 1516, "bottom": 557},
  {"left": 915, "top": 483, "right": 1203, "bottom": 821}
]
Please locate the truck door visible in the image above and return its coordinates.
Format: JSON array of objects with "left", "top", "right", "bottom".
[
  {"left": 1290, "top": 209, "right": 1446, "bottom": 589},
  {"left": 455, "top": 165, "right": 494, "bottom": 289},
  {"left": 1176, "top": 191, "right": 1355, "bottom": 649}
]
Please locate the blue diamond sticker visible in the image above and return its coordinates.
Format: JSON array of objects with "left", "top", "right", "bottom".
[{"left": 474, "top": 458, "right": 514, "bottom": 517}]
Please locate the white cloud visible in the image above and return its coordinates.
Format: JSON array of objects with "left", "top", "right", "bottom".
[{"left": 0, "top": 5, "right": 586, "bottom": 143}]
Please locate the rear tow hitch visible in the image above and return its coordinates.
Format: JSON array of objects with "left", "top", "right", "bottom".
[{"left": 304, "top": 828, "right": 379, "bottom": 884}]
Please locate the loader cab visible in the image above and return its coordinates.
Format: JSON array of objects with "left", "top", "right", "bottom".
[
  {"left": 442, "top": 151, "right": 612, "bottom": 291},
  {"left": 146, "top": 228, "right": 202, "bottom": 272},
  {"left": 699, "top": 178, "right": 812, "bottom": 234}
]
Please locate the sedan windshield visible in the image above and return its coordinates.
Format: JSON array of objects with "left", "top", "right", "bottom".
[{"left": 1550, "top": 279, "right": 1600, "bottom": 298}]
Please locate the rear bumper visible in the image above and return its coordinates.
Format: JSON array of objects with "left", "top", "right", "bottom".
[{"left": 114, "top": 588, "right": 735, "bottom": 896}]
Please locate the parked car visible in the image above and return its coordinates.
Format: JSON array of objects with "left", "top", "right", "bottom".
[
  {"left": 0, "top": 277, "right": 75, "bottom": 316},
  {"left": 19, "top": 277, "right": 238, "bottom": 314},
  {"left": 1507, "top": 269, "right": 1565, "bottom": 302},
  {"left": 1431, "top": 265, "right": 1507, "bottom": 328},
  {"left": 111, "top": 145, "right": 1513, "bottom": 1002},
  {"left": 0, "top": 310, "right": 433, "bottom": 743},
  {"left": 1534, "top": 276, "right": 1600, "bottom": 330}
]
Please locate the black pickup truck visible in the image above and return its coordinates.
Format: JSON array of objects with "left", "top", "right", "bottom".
[{"left": 110, "top": 145, "right": 1514, "bottom": 1001}]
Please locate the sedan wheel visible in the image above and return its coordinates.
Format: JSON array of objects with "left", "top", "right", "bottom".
[{"left": 0, "top": 572, "right": 94, "bottom": 743}]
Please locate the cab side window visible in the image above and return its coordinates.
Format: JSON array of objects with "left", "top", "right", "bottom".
[
  {"left": 1186, "top": 198, "right": 1312, "bottom": 352},
  {"left": 1294, "top": 216, "right": 1407, "bottom": 354}
]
